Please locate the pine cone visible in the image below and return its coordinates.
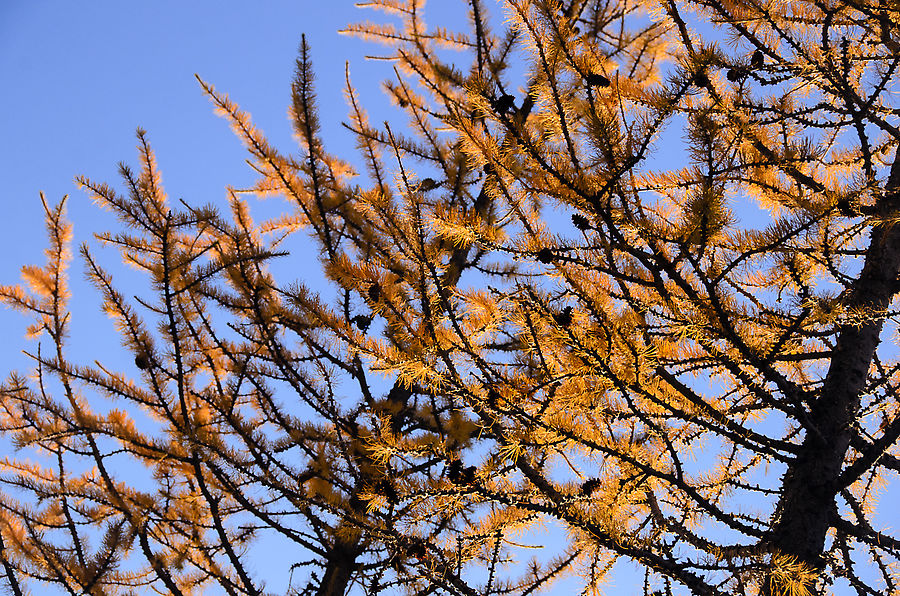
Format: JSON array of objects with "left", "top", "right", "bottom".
[
  {"left": 491, "top": 94, "right": 516, "bottom": 114},
  {"left": 693, "top": 71, "right": 710, "bottom": 88},
  {"left": 134, "top": 353, "right": 150, "bottom": 370},
  {"left": 554, "top": 306, "right": 573, "bottom": 328},
  {"left": 572, "top": 213, "right": 591, "bottom": 230},
  {"left": 750, "top": 49, "right": 764, "bottom": 69},
  {"left": 585, "top": 72, "right": 610, "bottom": 88}
]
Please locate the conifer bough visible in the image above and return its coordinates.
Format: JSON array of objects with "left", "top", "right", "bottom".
[{"left": 2, "top": 1, "right": 900, "bottom": 595}]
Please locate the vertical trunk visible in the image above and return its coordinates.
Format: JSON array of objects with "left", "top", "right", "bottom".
[
  {"left": 315, "top": 529, "right": 363, "bottom": 596},
  {"left": 764, "top": 158, "right": 900, "bottom": 594}
]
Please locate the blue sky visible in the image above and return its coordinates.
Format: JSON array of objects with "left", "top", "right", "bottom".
[{"left": 0, "top": 1, "right": 401, "bottom": 368}]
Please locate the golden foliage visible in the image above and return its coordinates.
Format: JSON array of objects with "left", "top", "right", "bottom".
[{"left": 2, "top": 0, "right": 900, "bottom": 594}]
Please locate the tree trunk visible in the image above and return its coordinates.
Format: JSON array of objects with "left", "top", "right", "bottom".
[
  {"left": 764, "top": 157, "right": 900, "bottom": 594},
  {"left": 315, "top": 532, "right": 363, "bottom": 596}
]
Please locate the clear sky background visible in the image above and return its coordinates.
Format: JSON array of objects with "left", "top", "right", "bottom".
[
  {"left": 0, "top": 0, "right": 398, "bottom": 366},
  {"left": 0, "top": 1, "right": 616, "bottom": 594}
]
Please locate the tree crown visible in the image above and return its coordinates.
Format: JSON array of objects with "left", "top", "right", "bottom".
[{"left": 2, "top": 1, "right": 900, "bottom": 595}]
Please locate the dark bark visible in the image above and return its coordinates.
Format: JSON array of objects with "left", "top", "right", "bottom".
[
  {"left": 315, "top": 537, "right": 363, "bottom": 596},
  {"left": 764, "top": 157, "right": 900, "bottom": 594}
]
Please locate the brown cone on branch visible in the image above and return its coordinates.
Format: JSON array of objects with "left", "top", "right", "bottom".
[
  {"left": 447, "top": 459, "right": 463, "bottom": 484},
  {"left": 836, "top": 198, "right": 855, "bottom": 217},
  {"left": 581, "top": 478, "right": 602, "bottom": 495},
  {"left": 406, "top": 540, "right": 427, "bottom": 560},
  {"left": 727, "top": 67, "right": 745, "bottom": 82},
  {"left": 554, "top": 306, "right": 573, "bottom": 328},
  {"left": 491, "top": 94, "right": 516, "bottom": 114},
  {"left": 446, "top": 459, "right": 476, "bottom": 486},
  {"left": 751, "top": 49, "right": 764, "bottom": 69},
  {"left": 693, "top": 70, "right": 710, "bottom": 88},
  {"left": 585, "top": 72, "right": 610, "bottom": 88},
  {"left": 419, "top": 178, "right": 439, "bottom": 191},
  {"left": 572, "top": 213, "right": 591, "bottom": 230}
]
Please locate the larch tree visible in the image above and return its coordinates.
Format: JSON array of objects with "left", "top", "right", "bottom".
[{"left": 1, "top": 0, "right": 899, "bottom": 595}]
